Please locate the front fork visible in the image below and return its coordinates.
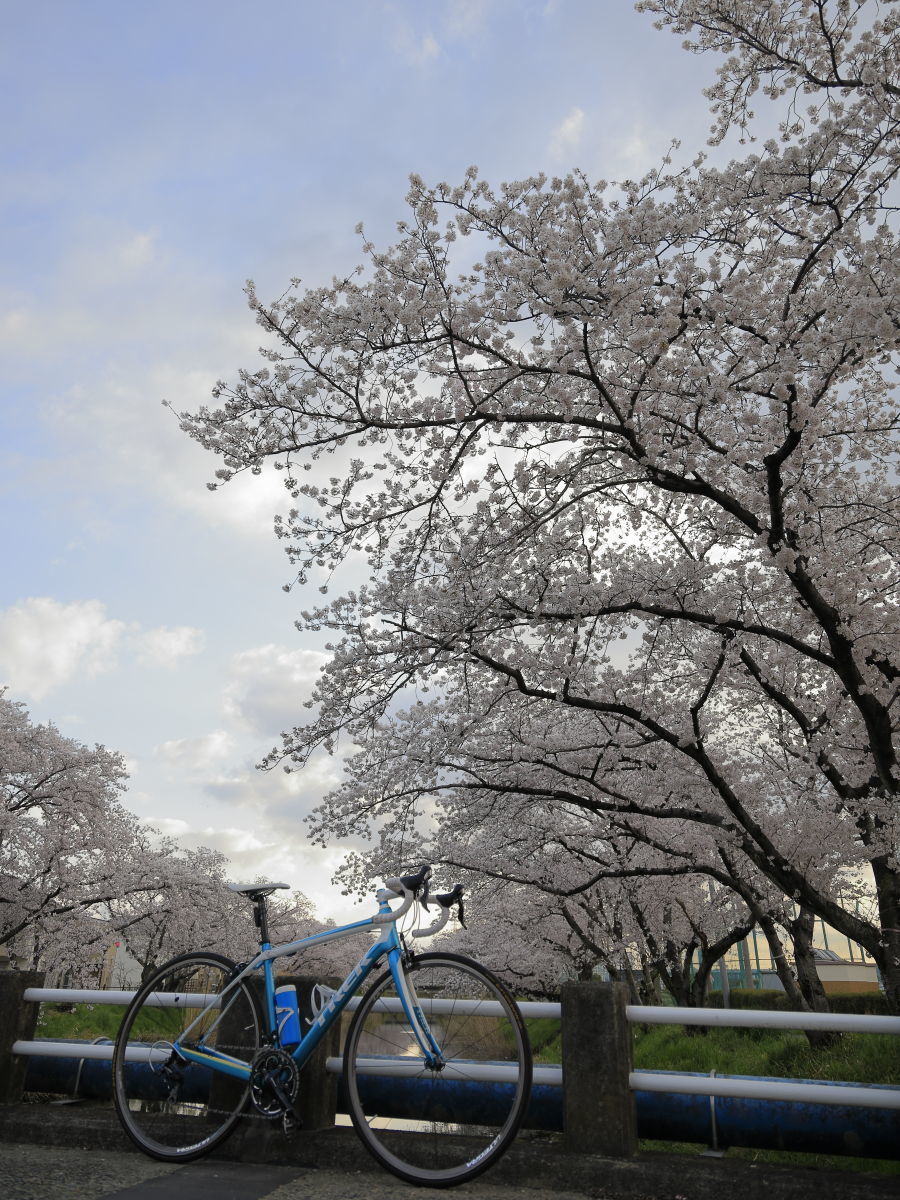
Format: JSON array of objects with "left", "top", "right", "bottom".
[{"left": 387, "top": 939, "right": 444, "bottom": 1070}]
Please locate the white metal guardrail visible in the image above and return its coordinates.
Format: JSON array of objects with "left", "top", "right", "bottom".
[
  {"left": 626, "top": 1003, "right": 900, "bottom": 1036},
  {"left": 19, "top": 988, "right": 900, "bottom": 1032},
  {"left": 19, "top": 988, "right": 560, "bottom": 1017},
  {"left": 12, "top": 986, "right": 900, "bottom": 1111},
  {"left": 630, "top": 1070, "right": 900, "bottom": 1109},
  {"left": 20, "top": 988, "right": 219, "bottom": 1008}
]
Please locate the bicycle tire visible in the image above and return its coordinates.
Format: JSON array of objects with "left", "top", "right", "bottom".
[
  {"left": 112, "top": 951, "right": 263, "bottom": 1162},
  {"left": 343, "top": 951, "right": 532, "bottom": 1187}
]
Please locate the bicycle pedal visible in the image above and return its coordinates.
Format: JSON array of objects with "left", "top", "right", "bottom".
[{"left": 282, "top": 1110, "right": 300, "bottom": 1138}]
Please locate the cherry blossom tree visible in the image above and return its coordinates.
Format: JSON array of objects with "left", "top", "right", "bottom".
[
  {"left": 180, "top": 2, "right": 900, "bottom": 1006},
  {"left": 101, "top": 840, "right": 247, "bottom": 983},
  {"left": 437, "top": 863, "right": 755, "bottom": 1007},
  {"left": 1, "top": 691, "right": 134, "bottom": 959},
  {"left": 1, "top": 694, "right": 344, "bottom": 985}
]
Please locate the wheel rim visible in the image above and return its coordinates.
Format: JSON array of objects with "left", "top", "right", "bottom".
[
  {"left": 345, "top": 954, "right": 531, "bottom": 1184},
  {"left": 113, "top": 954, "right": 259, "bottom": 1159}
]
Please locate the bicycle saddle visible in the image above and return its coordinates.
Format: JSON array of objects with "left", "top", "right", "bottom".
[{"left": 227, "top": 882, "right": 290, "bottom": 901}]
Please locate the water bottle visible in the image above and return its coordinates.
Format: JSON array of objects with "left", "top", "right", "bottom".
[{"left": 275, "top": 984, "right": 301, "bottom": 1047}]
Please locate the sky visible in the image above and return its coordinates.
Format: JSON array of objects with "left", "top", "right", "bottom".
[{"left": 0, "top": 0, "right": 721, "bottom": 922}]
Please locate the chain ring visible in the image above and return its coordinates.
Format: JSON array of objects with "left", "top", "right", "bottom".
[{"left": 249, "top": 1047, "right": 299, "bottom": 1117}]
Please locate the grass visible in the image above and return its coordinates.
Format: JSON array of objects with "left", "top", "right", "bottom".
[
  {"left": 37, "top": 1001, "right": 187, "bottom": 1043},
  {"left": 522, "top": 1016, "right": 562, "bottom": 1062},
  {"left": 36, "top": 1002, "right": 130, "bottom": 1042},
  {"left": 630, "top": 1023, "right": 900, "bottom": 1084},
  {"left": 522, "top": 1015, "right": 899, "bottom": 1085}
]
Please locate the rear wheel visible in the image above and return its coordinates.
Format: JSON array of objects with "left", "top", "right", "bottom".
[
  {"left": 112, "top": 951, "right": 262, "bottom": 1161},
  {"left": 343, "top": 952, "right": 532, "bottom": 1187}
]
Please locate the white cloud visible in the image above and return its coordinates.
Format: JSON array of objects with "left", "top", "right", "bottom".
[
  {"left": 0, "top": 597, "right": 207, "bottom": 700},
  {"left": 444, "top": 0, "right": 489, "bottom": 38},
  {"left": 2, "top": 227, "right": 161, "bottom": 365},
  {"left": 223, "top": 643, "right": 330, "bottom": 739},
  {"left": 605, "top": 126, "right": 654, "bottom": 179},
  {"left": 178, "top": 464, "right": 288, "bottom": 539},
  {"left": 0, "top": 598, "right": 126, "bottom": 700},
  {"left": 151, "top": 816, "right": 191, "bottom": 838},
  {"left": 117, "top": 231, "right": 156, "bottom": 270},
  {"left": 154, "top": 729, "right": 236, "bottom": 772},
  {"left": 392, "top": 26, "right": 441, "bottom": 66},
  {"left": 149, "top": 809, "right": 359, "bottom": 920},
  {"left": 0, "top": 308, "right": 31, "bottom": 345},
  {"left": 135, "top": 625, "right": 205, "bottom": 668},
  {"left": 549, "top": 106, "right": 585, "bottom": 158},
  {"left": 49, "top": 357, "right": 291, "bottom": 543}
]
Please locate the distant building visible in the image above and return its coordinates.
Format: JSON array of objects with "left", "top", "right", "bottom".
[{"left": 716, "top": 918, "right": 880, "bottom": 993}]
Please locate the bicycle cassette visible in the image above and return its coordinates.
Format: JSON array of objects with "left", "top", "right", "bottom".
[{"left": 249, "top": 1047, "right": 300, "bottom": 1118}]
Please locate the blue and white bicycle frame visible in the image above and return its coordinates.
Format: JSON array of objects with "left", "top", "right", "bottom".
[{"left": 172, "top": 886, "right": 445, "bottom": 1082}]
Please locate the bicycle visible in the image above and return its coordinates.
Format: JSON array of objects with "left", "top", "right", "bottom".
[{"left": 112, "top": 864, "right": 532, "bottom": 1187}]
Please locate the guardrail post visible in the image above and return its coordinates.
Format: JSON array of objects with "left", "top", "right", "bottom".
[
  {"left": 287, "top": 975, "right": 340, "bottom": 1130},
  {"left": 0, "top": 968, "right": 44, "bottom": 1104},
  {"left": 561, "top": 980, "right": 637, "bottom": 1157}
]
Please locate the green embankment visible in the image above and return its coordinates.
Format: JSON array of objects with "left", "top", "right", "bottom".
[
  {"left": 524, "top": 1015, "right": 898, "bottom": 1083},
  {"left": 37, "top": 1002, "right": 184, "bottom": 1042}
]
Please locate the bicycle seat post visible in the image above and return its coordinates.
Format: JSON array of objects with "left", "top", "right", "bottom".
[{"left": 253, "top": 895, "right": 271, "bottom": 947}]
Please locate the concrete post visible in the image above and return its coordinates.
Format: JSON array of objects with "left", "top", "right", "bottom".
[
  {"left": 282, "top": 975, "right": 340, "bottom": 1130},
  {"left": 0, "top": 968, "right": 44, "bottom": 1104},
  {"left": 226, "top": 972, "right": 341, "bottom": 1161},
  {"left": 208, "top": 972, "right": 264, "bottom": 1119},
  {"left": 560, "top": 980, "right": 637, "bottom": 1157}
]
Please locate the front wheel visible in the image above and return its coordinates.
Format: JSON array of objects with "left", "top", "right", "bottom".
[
  {"left": 343, "top": 952, "right": 532, "bottom": 1187},
  {"left": 112, "top": 951, "right": 262, "bottom": 1162}
]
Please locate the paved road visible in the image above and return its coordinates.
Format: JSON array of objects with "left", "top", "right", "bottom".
[{"left": 0, "top": 1144, "right": 613, "bottom": 1200}]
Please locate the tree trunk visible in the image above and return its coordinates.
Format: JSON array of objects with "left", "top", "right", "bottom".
[
  {"left": 788, "top": 906, "right": 839, "bottom": 1048},
  {"left": 690, "top": 921, "right": 756, "bottom": 1008},
  {"left": 872, "top": 855, "right": 900, "bottom": 1016},
  {"left": 637, "top": 951, "right": 662, "bottom": 1006},
  {"left": 612, "top": 958, "right": 643, "bottom": 1006},
  {"left": 788, "top": 907, "right": 831, "bottom": 1013},
  {"left": 655, "top": 947, "right": 694, "bottom": 1008},
  {"left": 756, "top": 911, "right": 839, "bottom": 1049},
  {"left": 757, "top": 912, "right": 806, "bottom": 1008}
]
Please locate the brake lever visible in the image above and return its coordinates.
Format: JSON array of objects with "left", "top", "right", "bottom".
[
  {"left": 434, "top": 883, "right": 466, "bottom": 928},
  {"left": 411, "top": 882, "right": 466, "bottom": 938}
]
